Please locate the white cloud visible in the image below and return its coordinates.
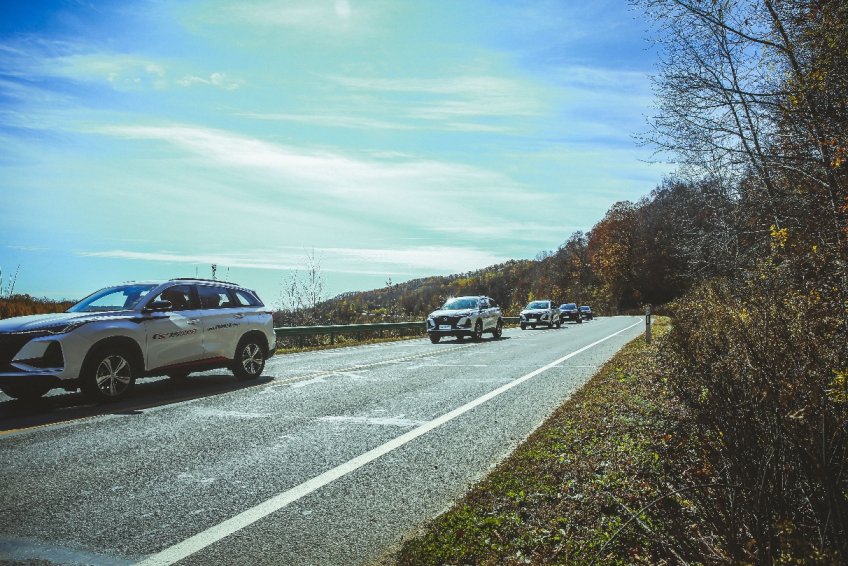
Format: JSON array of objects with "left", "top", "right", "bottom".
[
  {"left": 78, "top": 245, "right": 509, "bottom": 277},
  {"left": 236, "top": 112, "right": 413, "bottom": 131},
  {"left": 328, "top": 74, "right": 543, "bottom": 119},
  {"left": 178, "top": 72, "right": 244, "bottom": 90},
  {"left": 202, "top": 0, "right": 368, "bottom": 33}
]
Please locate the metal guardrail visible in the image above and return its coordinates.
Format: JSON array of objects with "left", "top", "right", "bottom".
[
  {"left": 275, "top": 317, "right": 523, "bottom": 346},
  {"left": 275, "top": 321, "right": 426, "bottom": 345}
]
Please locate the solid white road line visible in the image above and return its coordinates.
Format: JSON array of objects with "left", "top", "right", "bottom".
[{"left": 138, "top": 319, "right": 643, "bottom": 565}]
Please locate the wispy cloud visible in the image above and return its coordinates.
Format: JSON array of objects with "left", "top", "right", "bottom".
[
  {"left": 79, "top": 245, "right": 509, "bottom": 276},
  {"left": 236, "top": 112, "right": 413, "bottom": 131},
  {"left": 328, "top": 74, "right": 544, "bottom": 120},
  {"left": 196, "top": 0, "right": 369, "bottom": 33},
  {"left": 178, "top": 72, "right": 244, "bottom": 90},
  {"left": 91, "top": 122, "right": 531, "bottom": 240}
]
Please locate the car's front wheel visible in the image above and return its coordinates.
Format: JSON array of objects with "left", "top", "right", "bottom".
[
  {"left": 0, "top": 382, "right": 52, "bottom": 401},
  {"left": 520, "top": 323, "right": 526, "bottom": 330},
  {"left": 429, "top": 334, "right": 441, "bottom": 344},
  {"left": 80, "top": 347, "right": 136, "bottom": 402},
  {"left": 471, "top": 320, "right": 483, "bottom": 341},
  {"left": 232, "top": 336, "right": 266, "bottom": 381}
]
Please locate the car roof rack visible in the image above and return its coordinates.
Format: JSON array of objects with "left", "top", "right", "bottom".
[{"left": 170, "top": 277, "right": 241, "bottom": 286}]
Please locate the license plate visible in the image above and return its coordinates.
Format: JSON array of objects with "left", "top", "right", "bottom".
[{"left": 439, "top": 325, "right": 451, "bottom": 330}]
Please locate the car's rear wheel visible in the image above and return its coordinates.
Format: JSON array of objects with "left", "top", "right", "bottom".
[
  {"left": 429, "top": 334, "right": 441, "bottom": 344},
  {"left": 80, "top": 347, "right": 136, "bottom": 402},
  {"left": 232, "top": 336, "right": 266, "bottom": 381},
  {"left": 471, "top": 320, "right": 483, "bottom": 342},
  {"left": 0, "top": 382, "right": 52, "bottom": 401},
  {"left": 492, "top": 319, "right": 503, "bottom": 339},
  {"left": 531, "top": 324, "right": 536, "bottom": 329}
]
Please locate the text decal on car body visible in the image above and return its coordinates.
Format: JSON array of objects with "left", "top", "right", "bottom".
[
  {"left": 152, "top": 329, "right": 198, "bottom": 340},
  {"left": 208, "top": 323, "right": 239, "bottom": 332}
]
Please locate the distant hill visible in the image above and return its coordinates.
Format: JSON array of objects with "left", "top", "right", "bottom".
[{"left": 318, "top": 233, "right": 603, "bottom": 324}]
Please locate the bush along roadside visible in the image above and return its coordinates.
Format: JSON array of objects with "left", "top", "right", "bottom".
[{"left": 386, "top": 315, "right": 845, "bottom": 565}]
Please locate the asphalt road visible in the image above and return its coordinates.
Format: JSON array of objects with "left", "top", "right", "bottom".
[{"left": 0, "top": 316, "right": 643, "bottom": 565}]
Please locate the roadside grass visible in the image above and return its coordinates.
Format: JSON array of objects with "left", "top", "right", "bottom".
[{"left": 381, "top": 318, "right": 702, "bottom": 565}]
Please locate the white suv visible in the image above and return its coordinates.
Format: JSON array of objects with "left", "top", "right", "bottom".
[
  {"left": 426, "top": 296, "right": 503, "bottom": 343},
  {"left": 519, "top": 300, "right": 561, "bottom": 329},
  {"left": 0, "top": 279, "right": 276, "bottom": 402}
]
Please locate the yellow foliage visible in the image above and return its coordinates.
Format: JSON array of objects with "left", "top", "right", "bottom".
[
  {"left": 827, "top": 370, "right": 848, "bottom": 404},
  {"left": 770, "top": 225, "right": 789, "bottom": 250}
]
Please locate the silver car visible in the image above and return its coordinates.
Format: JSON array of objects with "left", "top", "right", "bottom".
[
  {"left": 519, "top": 300, "right": 561, "bottom": 329},
  {"left": 0, "top": 279, "right": 276, "bottom": 402},
  {"left": 426, "top": 295, "right": 503, "bottom": 343}
]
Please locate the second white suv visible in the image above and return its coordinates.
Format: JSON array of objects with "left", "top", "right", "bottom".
[
  {"left": 0, "top": 279, "right": 276, "bottom": 402},
  {"left": 426, "top": 296, "right": 503, "bottom": 343},
  {"left": 519, "top": 300, "right": 561, "bottom": 329}
]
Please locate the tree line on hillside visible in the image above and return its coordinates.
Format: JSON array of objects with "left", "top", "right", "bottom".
[
  {"left": 299, "top": 177, "right": 753, "bottom": 324},
  {"left": 0, "top": 295, "right": 76, "bottom": 319}
]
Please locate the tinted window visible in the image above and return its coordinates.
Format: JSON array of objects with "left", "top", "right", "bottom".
[
  {"left": 197, "top": 285, "right": 232, "bottom": 309},
  {"left": 152, "top": 285, "right": 198, "bottom": 311}
]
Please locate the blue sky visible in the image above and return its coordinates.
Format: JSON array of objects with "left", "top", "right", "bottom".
[{"left": 0, "top": 0, "right": 670, "bottom": 306}]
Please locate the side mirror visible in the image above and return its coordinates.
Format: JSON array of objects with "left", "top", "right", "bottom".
[{"left": 144, "top": 300, "right": 173, "bottom": 312}]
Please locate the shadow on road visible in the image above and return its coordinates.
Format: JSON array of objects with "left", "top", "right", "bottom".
[{"left": 0, "top": 374, "right": 273, "bottom": 433}]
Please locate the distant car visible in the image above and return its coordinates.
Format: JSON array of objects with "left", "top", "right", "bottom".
[
  {"left": 0, "top": 278, "right": 276, "bottom": 402},
  {"left": 559, "top": 303, "right": 582, "bottom": 324},
  {"left": 426, "top": 296, "right": 503, "bottom": 343},
  {"left": 579, "top": 305, "right": 594, "bottom": 320},
  {"left": 519, "top": 300, "right": 560, "bottom": 330}
]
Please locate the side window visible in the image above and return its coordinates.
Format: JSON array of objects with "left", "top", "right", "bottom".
[
  {"left": 197, "top": 285, "right": 232, "bottom": 309},
  {"left": 232, "top": 289, "right": 261, "bottom": 307},
  {"left": 155, "top": 285, "right": 198, "bottom": 312}
]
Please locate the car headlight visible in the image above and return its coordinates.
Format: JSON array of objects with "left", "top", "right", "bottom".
[{"left": 33, "top": 321, "right": 90, "bottom": 335}]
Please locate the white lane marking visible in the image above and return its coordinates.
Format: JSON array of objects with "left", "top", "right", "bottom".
[{"left": 137, "top": 319, "right": 642, "bottom": 566}]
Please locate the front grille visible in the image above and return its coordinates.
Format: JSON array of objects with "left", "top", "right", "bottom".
[
  {"left": 438, "top": 316, "right": 461, "bottom": 326},
  {"left": 0, "top": 334, "right": 34, "bottom": 370}
]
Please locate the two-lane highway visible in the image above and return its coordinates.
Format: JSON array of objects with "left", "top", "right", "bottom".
[{"left": 0, "top": 316, "right": 643, "bottom": 565}]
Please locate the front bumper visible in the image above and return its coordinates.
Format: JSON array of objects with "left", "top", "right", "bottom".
[{"left": 426, "top": 317, "right": 473, "bottom": 336}]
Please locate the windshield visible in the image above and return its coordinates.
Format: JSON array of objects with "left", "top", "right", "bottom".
[
  {"left": 526, "top": 301, "right": 549, "bottom": 310},
  {"left": 560, "top": 303, "right": 577, "bottom": 310},
  {"left": 580, "top": 306, "right": 590, "bottom": 311},
  {"left": 67, "top": 284, "right": 157, "bottom": 313},
  {"left": 441, "top": 298, "right": 479, "bottom": 310}
]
